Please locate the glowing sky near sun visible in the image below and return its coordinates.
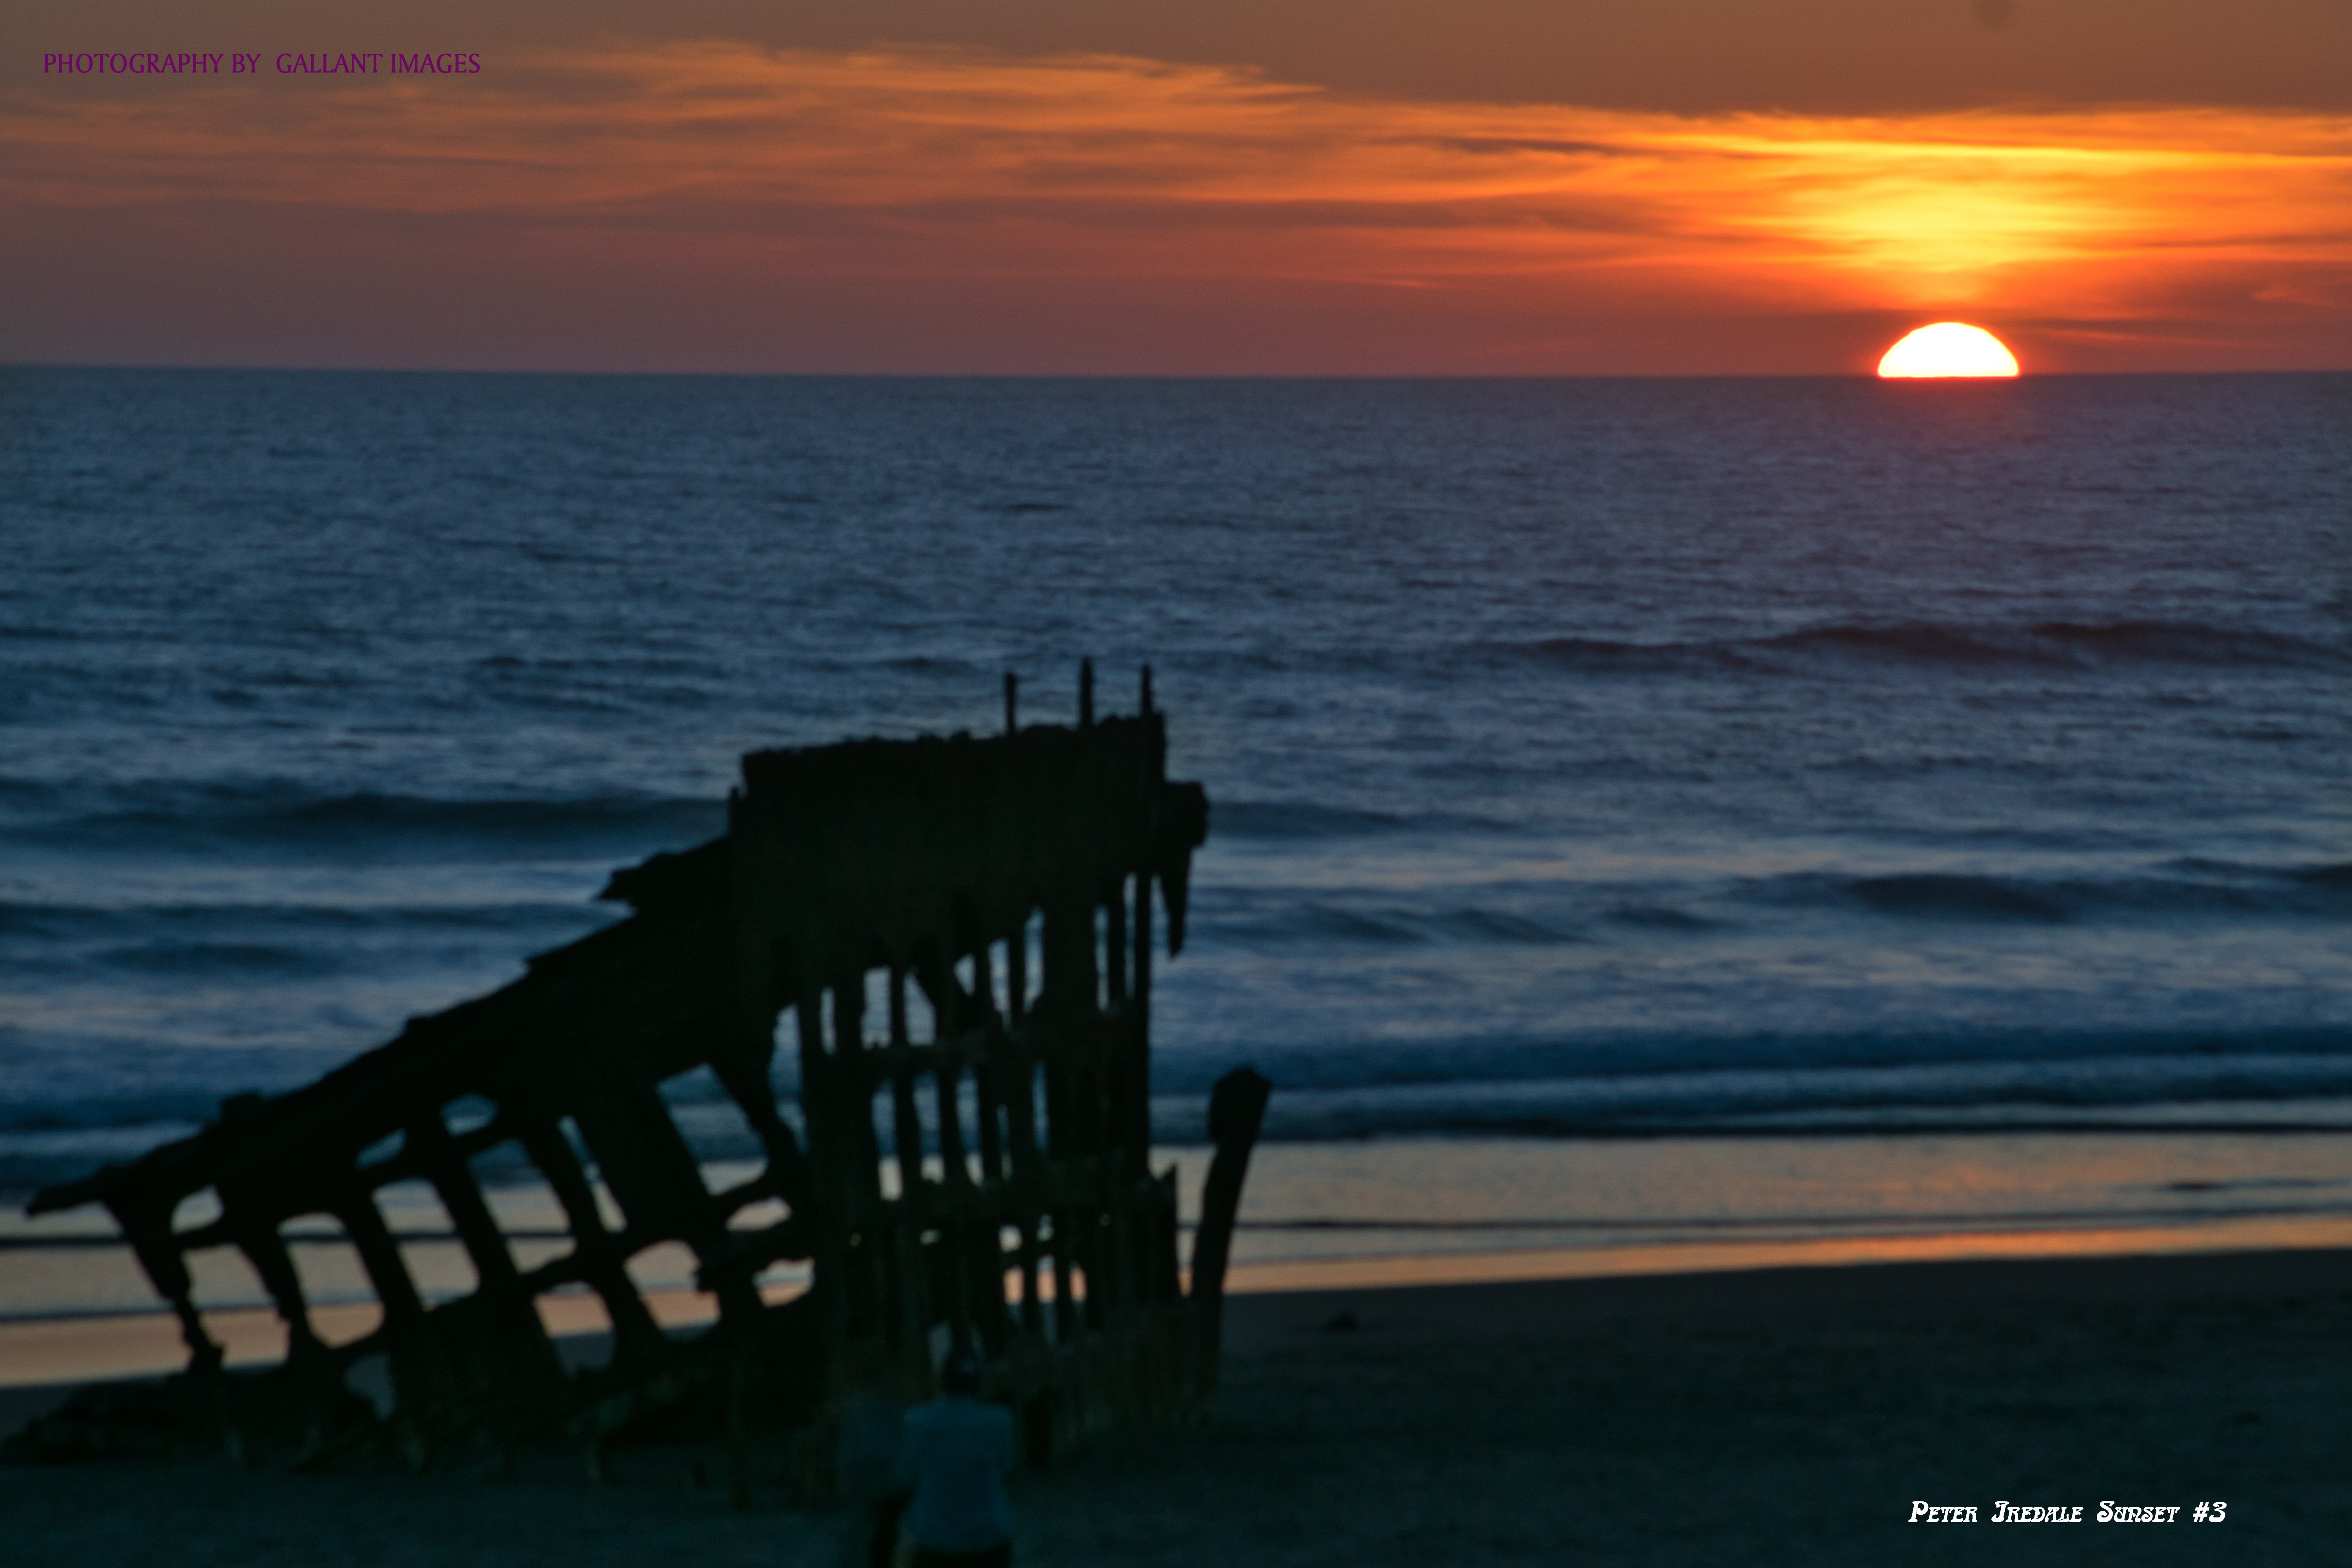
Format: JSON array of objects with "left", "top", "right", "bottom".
[{"left": 3, "top": 3, "right": 2348, "bottom": 374}]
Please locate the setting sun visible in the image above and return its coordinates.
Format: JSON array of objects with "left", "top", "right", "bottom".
[{"left": 1877, "top": 323, "right": 2022, "bottom": 378}]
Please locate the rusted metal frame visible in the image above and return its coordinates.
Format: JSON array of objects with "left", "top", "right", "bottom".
[
  {"left": 514, "top": 1117, "right": 666, "bottom": 1367},
  {"left": 689, "top": 1210, "right": 814, "bottom": 1301},
  {"left": 971, "top": 950, "right": 1009, "bottom": 1188},
  {"left": 1070, "top": 1038, "right": 1118, "bottom": 1330},
  {"left": 1105, "top": 897, "right": 1152, "bottom": 1326},
  {"left": 329, "top": 1183, "right": 470, "bottom": 1414},
  {"left": 825, "top": 977, "right": 888, "bottom": 1350},
  {"left": 1130, "top": 863, "right": 1156, "bottom": 1162},
  {"left": 1084, "top": 1151, "right": 1123, "bottom": 1332},
  {"left": 402, "top": 1111, "right": 563, "bottom": 1393},
  {"left": 1000, "top": 1029, "right": 1048, "bottom": 1343},
  {"left": 145, "top": 1214, "right": 246, "bottom": 1257},
  {"left": 27, "top": 683, "right": 1221, "bottom": 1473},
  {"left": 1045, "top": 1210, "right": 1078, "bottom": 1348},
  {"left": 834, "top": 975, "right": 918, "bottom": 1370},
  {"left": 938, "top": 935, "right": 1017, "bottom": 1356},
  {"left": 330, "top": 1184, "right": 427, "bottom": 1328},
  {"left": 829, "top": 980, "right": 885, "bottom": 1212},
  {"left": 920, "top": 942, "right": 979, "bottom": 1358},
  {"left": 882, "top": 965, "right": 935, "bottom": 1378},
  {"left": 1150, "top": 1167, "right": 1182, "bottom": 1304},
  {"left": 152, "top": 1106, "right": 520, "bottom": 1263},
  {"left": 964, "top": 941, "right": 1016, "bottom": 1349},
  {"left": 922, "top": 946, "right": 976, "bottom": 1196},
  {"left": 1006, "top": 913, "right": 1029, "bottom": 1024},
  {"left": 704, "top": 1166, "right": 795, "bottom": 1222},
  {"left": 969, "top": 1037, "right": 1018, "bottom": 1350},
  {"left": 706, "top": 1032, "right": 809, "bottom": 1210},
  {"left": 1038, "top": 890, "right": 1098, "bottom": 1344},
  {"left": 569, "top": 1077, "right": 763, "bottom": 1326},
  {"left": 232, "top": 1110, "right": 526, "bottom": 1214},
  {"left": 1105, "top": 1165, "right": 1141, "bottom": 1321},
  {"left": 886, "top": 966, "right": 928, "bottom": 1201},
  {"left": 793, "top": 986, "right": 855, "bottom": 1366},
  {"left": 211, "top": 1176, "right": 329, "bottom": 1369},
  {"left": 110, "top": 1195, "right": 223, "bottom": 1375},
  {"left": 1082, "top": 1003, "right": 1132, "bottom": 1330},
  {"left": 1103, "top": 880, "right": 1128, "bottom": 1009},
  {"left": 1036, "top": 1060, "right": 1082, "bottom": 1346}
]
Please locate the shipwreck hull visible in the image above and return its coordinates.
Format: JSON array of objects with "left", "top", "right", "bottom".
[{"left": 21, "top": 670, "right": 1266, "bottom": 1485}]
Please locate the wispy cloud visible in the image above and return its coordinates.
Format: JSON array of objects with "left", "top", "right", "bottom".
[{"left": 7, "top": 43, "right": 2347, "bottom": 370}]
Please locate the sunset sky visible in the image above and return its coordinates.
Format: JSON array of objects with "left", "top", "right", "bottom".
[{"left": 5, "top": 0, "right": 2347, "bottom": 374}]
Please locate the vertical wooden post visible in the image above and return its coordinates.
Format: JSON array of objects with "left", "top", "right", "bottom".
[
  {"left": 927, "top": 949, "right": 973, "bottom": 1193},
  {"left": 1188, "top": 1067, "right": 1272, "bottom": 1391},
  {"left": 1004, "top": 1049, "right": 1047, "bottom": 1341},
  {"left": 1103, "top": 882, "right": 1128, "bottom": 1008},
  {"left": 1132, "top": 868, "right": 1155, "bottom": 1157},
  {"left": 887, "top": 967, "right": 926, "bottom": 1199},
  {"left": 1007, "top": 918, "right": 1029, "bottom": 1024},
  {"left": 833, "top": 980, "right": 882, "bottom": 1208},
  {"left": 832, "top": 978, "right": 891, "bottom": 1349},
  {"left": 798, "top": 989, "right": 853, "bottom": 1356},
  {"left": 972, "top": 945, "right": 1007, "bottom": 1189},
  {"left": 878, "top": 971, "right": 930, "bottom": 1376}
]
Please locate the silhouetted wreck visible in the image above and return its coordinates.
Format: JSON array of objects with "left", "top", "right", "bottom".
[{"left": 17, "top": 668, "right": 1270, "bottom": 1491}]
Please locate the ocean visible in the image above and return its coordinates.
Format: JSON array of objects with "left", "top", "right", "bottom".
[{"left": 3, "top": 367, "right": 2348, "bottom": 1339}]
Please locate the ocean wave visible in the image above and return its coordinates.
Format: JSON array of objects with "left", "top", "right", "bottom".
[
  {"left": 1525, "top": 619, "right": 2350, "bottom": 677},
  {"left": 0, "top": 899, "right": 611, "bottom": 942},
  {"left": 1840, "top": 874, "right": 2071, "bottom": 922},
  {"left": 1740, "top": 861, "right": 2352, "bottom": 925},
  {"left": 1148, "top": 1049, "right": 2352, "bottom": 1143},
  {"left": 1143, "top": 1026, "right": 2352, "bottom": 1100},
  {"left": 13, "top": 1032, "right": 2352, "bottom": 1196},
  {"left": 1198, "top": 900, "right": 1591, "bottom": 948},
  {"left": 0, "top": 783, "right": 725, "bottom": 857},
  {"left": 96, "top": 942, "right": 343, "bottom": 979},
  {"left": 0, "top": 1092, "right": 222, "bottom": 1138},
  {"left": 1209, "top": 799, "right": 1508, "bottom": 840},
  {"left": 1191, "top": 858, "right": 2349, "bottom": 954}
]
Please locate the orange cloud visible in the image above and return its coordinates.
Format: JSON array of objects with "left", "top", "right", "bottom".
[{"left": 5, "top": 43, "right": 2348, "bottom": 372}]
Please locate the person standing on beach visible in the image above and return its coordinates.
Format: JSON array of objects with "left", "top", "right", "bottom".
[{"left": 897, "top": 1352, "right": 1016, "bottom": 1568}]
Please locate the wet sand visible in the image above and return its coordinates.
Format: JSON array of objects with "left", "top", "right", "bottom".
[{"left": 5, "top": 1248, "right": 2350, "bottom": 1566}]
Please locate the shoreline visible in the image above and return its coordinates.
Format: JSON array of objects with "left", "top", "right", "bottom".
[{"left": 9, "top": 1205, "right": 2352, "bottom": 1399}]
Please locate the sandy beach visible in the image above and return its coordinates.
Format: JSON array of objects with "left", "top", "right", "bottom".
[{"left": 5, "top": 1246, "right": 2348, "bottom": 1566}]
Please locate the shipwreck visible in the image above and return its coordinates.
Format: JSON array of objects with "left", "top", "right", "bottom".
[{"left": 16, "top": 666, "right": 1270, "bottom": 1492}]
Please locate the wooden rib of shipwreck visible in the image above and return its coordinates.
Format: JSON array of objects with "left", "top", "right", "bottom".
[{"left": 19, "top": 666, "right": 1271, "bottom": 1488}]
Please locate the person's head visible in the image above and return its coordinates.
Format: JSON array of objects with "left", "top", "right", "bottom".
[{"left": 939, "top": 1350, "right": 983, "bottom": 1397}]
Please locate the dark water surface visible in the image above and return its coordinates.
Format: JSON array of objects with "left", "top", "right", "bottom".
[{"left": 4, "top": 369, "right": 2347, "bottom": 1213}]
